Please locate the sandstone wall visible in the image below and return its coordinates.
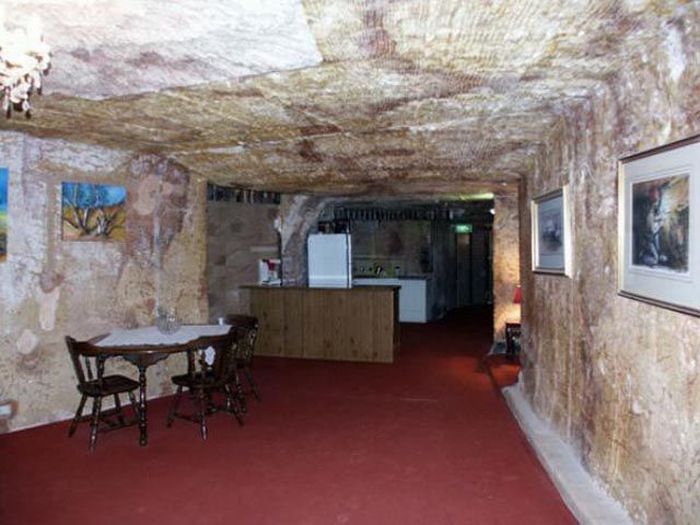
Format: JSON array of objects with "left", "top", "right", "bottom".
[
  {"left": 0, "top": 133, "right": 208, "bottom": 431},
  {"left": 279, "top": 195, "right": 332, "bottom": 285},
  {"left": 519, "top": 9, "right": 700, "bottom": 523},
  {"left": 493, "top": 192, "right": 520, "bottom": 340},
  {"left": 207, "top": 200, "right": 279, "bottom": 318}
]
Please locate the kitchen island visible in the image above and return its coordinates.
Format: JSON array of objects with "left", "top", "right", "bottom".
[
  {"left": 242, "top": 285, "right": 399, "bottom": 363},
  {"left": 354, "top": 276, "right": 432, "bottom": 323}
]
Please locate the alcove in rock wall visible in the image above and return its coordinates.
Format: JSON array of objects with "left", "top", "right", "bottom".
[{"left": 0, "top": 132, "right": 208, "bottom": 431}]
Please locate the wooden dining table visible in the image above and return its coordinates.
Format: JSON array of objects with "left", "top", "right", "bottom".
[{"left": 94, "top": 324, "right": 232, "bottom": 446}]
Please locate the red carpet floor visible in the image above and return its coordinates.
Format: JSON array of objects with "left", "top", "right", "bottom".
[
  {"left": 485, "top": 355, "right": 522, "bottom": 390},
  {"left": 0, "top": 308, "right": 575, "bottom": 525}
]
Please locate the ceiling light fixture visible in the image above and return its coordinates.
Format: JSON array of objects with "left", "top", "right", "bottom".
[{"left": 0, "top": 7, "right": 50, "bottom": 119}]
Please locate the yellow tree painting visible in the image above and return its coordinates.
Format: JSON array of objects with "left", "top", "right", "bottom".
[
  {"left": 61, "top": 182, "right": 127, "bottom": 241},
  {"left": 0, "top": 168, "right": 7, "bottom": 261}
]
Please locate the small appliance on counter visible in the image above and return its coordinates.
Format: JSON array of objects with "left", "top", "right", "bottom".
[
  {"left": 308, "top": 233, "right": 352, "bottom": 288},
  {"left": 258, "top": 258, "right": 281, "bottom": 285}
]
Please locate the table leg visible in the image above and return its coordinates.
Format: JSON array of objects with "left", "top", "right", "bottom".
[
  {"left": 138, "top": 364, "right": 148, "bottom": 446},
  {"left": 122, "top": 352, "right": 169, "bottom": 447}
]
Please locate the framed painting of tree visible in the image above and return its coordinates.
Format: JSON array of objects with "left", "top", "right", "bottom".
[{"left": 61, "top": 182, "right": 127, "bottom": 242}]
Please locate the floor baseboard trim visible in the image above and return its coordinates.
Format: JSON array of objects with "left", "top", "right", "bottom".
[{"left": 502, "top": 385, "right": 634, "bottom": 525}]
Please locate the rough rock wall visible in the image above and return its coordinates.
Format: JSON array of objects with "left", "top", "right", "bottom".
[
  {"left": 519, "top": 9, "right": 700, "bottom": 523},
  {"left": 0, "top": 133, "right": 208, "bottom": 431},
  {"left": 493, "top": 192, "right": 520, "bottom": 341},
  {"left": 278, "top": 195, "right": 331, "bottom": 285},
  {"left": 207, "top": 201, "right": 279, "bottom": 318}
]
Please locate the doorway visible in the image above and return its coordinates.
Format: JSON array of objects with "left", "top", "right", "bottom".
[{"left": 456, "top": 227, "right": 492, "bottom": 307}]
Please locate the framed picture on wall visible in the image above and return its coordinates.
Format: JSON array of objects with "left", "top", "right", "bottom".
[
  {"left": 60, "top": 182, "right": 127, "bottom": 242},
  {"left": 618, "top": 134, "right": 700, "bottom": 316},
  {"left": 531, "top": 185, "right": 572, "bottom": 276}
]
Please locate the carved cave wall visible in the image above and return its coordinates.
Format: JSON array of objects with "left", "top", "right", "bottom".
[
  {"left": 518, "top": 13, "right": 700, "bottom": 523},
  {"left": 207, "top": 200, "right": 280, "bottom": 318},
  {"left": 0, "top": 132, "right": 208, "bottom": 431},
  {"left": 493, "top": 192, "right": 520, "bottom": 341}
]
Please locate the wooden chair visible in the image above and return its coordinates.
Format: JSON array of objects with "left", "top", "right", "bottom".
[
  {"left": 65, "top": 336, "right": 139, "bottom": 451},
  {"left": 224, "top": 315, "right": 261, "bottom": 414},
  {"left": 166, "top": 328, "right": 243, "bottom": 440}
]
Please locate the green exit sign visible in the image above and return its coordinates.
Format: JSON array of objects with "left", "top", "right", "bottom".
[{"left": 455, "top": 224, "right": 473, "bottom": 234}]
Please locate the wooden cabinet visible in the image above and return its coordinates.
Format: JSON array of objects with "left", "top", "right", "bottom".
[
  {"left": 353, "top": 277, "right": 431, "bottom": 323},
  {"left": 245, "top": 285, "right": 399, "bottom": 363}
]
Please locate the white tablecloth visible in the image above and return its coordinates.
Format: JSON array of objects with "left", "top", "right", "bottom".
[{"left": 96, "top": 324, "right": 231, "bottom": 347}]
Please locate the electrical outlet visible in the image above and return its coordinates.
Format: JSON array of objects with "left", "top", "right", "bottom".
[{"left": 0, "top": 402, "right": 14, "bottom": 418}]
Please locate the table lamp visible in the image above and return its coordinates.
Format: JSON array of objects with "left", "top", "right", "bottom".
[{"left": 513, "top": 284, "right": 522, "bottom": 304}]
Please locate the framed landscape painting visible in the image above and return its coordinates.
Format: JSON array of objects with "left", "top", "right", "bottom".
[
  {"left": 531, "top": 185, "right": 572, "bottom": 276},
  {"left": 0, "top": 168, "right": 7, "bottom": 261},
  {"left": 61, "top": 182, "right": 127, "bottom": 242},
  {"left": 618, "top": 135, "right": 700, "bottom": 316}
]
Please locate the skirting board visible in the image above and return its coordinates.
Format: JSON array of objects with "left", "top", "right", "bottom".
[{"left": 502, "top": 385, "right": 634, "bottom": 525}]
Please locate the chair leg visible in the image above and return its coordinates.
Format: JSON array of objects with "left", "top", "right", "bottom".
[
  {"left": 243, "top": 367, "right": 261, "bottom": 402},
  {"left": 113, "top": 393, "right": 126, "bottom": 426},
  {"left": 89, "top": 397, "right": 102, "bottom": 452},
  {"left": 68, "top": 394, "right": 88, "bottom": 437},
  {"left": 166, "top": 386, "right": 183, "bottom": 428},
  {"left": 205, "top": 391, "right": 216, "bottom": 415},
  {"left": 233, "top": 371, "right": 247, "bottom": 414},
  {"left": 197, "top": 389, "right": 208, "bottom": 440},
  {"left": 224, "top": 384, "right": 244, "bottom": 426}
]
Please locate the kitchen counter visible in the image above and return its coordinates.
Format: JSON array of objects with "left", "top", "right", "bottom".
[
  {"left": 353, "top": 275, "right": 432, "bottom": 280},
  {"left": 243, "top": 284, "right": 400, "bottom": 291},
  {"left": 242, "top": 285, "right": 399, "bottom": 363},
  {"left": 353, "top": 277, "right": 432, "bottom": 323},
  {"left": 352, "top": 277, "right": 400, "bottom": 286}
]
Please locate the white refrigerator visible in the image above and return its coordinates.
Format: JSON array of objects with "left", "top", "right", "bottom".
[{"left": 308, "top": 233, "right": 352, "bottom": 288}]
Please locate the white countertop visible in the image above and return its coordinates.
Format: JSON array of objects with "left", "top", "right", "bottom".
[{"left": 353, "top": 276, "right": 431, "bottom": 286}]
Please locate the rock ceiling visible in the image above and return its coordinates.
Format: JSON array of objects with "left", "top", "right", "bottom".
[{"left": 0, "top": 0, "right": 688, "bottom": 195}]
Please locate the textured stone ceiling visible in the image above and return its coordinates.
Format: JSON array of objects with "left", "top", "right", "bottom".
[{"left": 0, "top": 0, "right": 688, "bottom": 195}]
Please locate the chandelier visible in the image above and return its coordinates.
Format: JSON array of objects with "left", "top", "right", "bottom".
[{"left": 0, "top": 9, "right": 50, "bottom": 119}]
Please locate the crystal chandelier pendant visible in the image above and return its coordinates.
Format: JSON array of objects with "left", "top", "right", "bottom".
[{"left": 0, "top": 8, "right": 51, "bottom": 119}]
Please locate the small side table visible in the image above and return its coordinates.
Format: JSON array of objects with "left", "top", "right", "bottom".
[{"left": 505, "top": 322, "right": 521, "bottom": 360}]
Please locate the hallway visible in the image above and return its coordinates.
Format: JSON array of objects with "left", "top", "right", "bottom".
[{"left": 0, "top": 309, "right": 574, "bottom": 524}]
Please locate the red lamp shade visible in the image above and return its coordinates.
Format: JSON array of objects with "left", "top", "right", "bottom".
[{"left": 513, "top": 285, "right": 522, "bottom": 305}]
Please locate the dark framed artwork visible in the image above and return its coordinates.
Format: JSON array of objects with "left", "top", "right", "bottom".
[
  {"left": 618, "top": 134, "right": 699, "bottom": 316},
  {"left": 531, "top": 185, "right": 572, "bottom": 276}
]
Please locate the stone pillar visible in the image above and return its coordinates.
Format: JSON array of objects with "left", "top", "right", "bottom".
[
  {"left": 277, "top": 195, "right": 330, "bottom": 285},
  {"left": 492, "top": 191, "right": 520, "bottom": 341}
]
